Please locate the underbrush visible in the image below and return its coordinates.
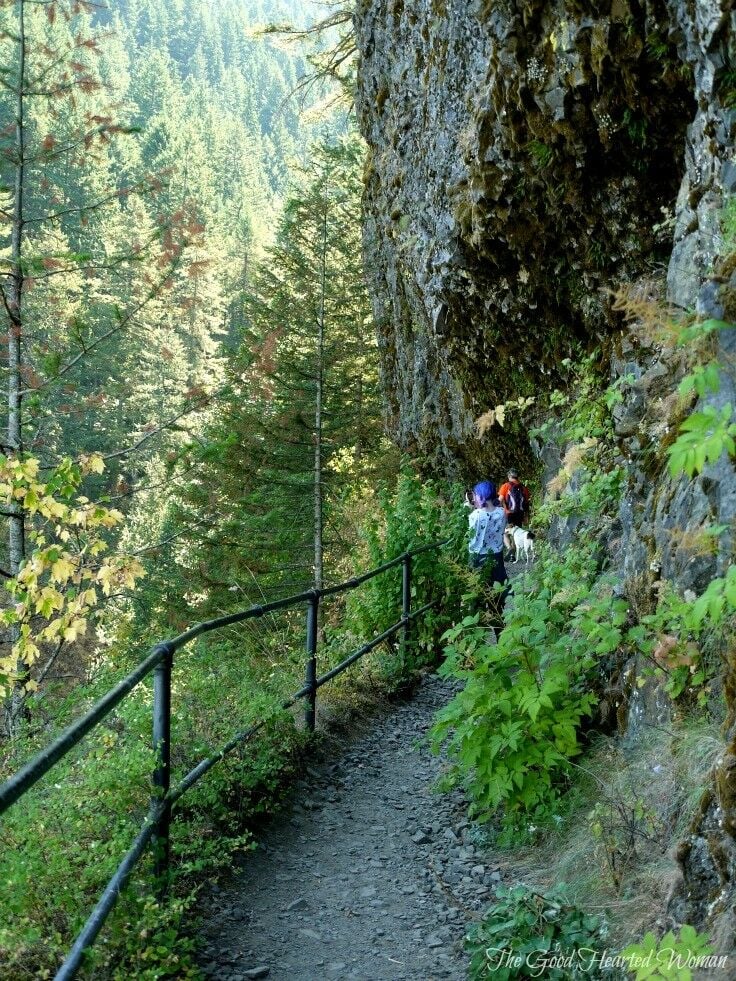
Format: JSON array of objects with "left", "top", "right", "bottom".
[{"left": 444, "top": 329, "right": 736, "bottom": 978}]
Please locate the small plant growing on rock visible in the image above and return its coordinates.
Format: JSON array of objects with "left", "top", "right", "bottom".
[{"left": 620, "top": 925, "right": 714, "bottom": 980}]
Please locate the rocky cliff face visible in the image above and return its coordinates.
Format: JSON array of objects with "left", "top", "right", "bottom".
[
  {"left": 356, "top": 0, "right": 733, "bottom": 473},
  {"left": 356, "top": 0, "right": 736, "bottom": 951}
]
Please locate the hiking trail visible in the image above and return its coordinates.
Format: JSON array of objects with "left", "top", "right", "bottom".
[{"left": 194, "top": 673, "right": 504, "bottom": 981}]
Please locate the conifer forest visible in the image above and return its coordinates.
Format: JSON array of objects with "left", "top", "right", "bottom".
[{"left": 2, "top": 0, "right": 736, "bottom": 978}]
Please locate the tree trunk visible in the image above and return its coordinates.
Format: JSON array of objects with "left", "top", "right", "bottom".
[
  {"left": 5, "top": 0, "right": 27, "bottom": 737},
  {"left": 313, "top": 208, "right": 327, "bottom": 592}
]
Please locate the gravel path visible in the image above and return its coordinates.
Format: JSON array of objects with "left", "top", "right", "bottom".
[{"left": 195, "top": 673, "right": 503, "bottom": 981}]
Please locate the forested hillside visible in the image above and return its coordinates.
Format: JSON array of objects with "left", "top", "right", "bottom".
[{"left": 0, "top": 0, "right": 365, "bottom": 709}]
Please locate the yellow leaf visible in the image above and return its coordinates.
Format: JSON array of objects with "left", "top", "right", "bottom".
[
  {"left": 42, "top": 618, "right": 63, "bottom": 640},
  {"left": 35, "top": 586, "right": 64, "bottom": 617},
  {"left": 15, "top": 639, "right": 40, "bottom": 664},
  {"left": 96, "top": 566, "right": 114, "bottom": 596},
  {"left": 25, "top": 679, "right": 38, "bottom": 693},
  {"left": 80, "top": 453, "right": 105, "bottom": 475},
  {"left": 51, "top": 557, "right": 75, "bottom": 583}
]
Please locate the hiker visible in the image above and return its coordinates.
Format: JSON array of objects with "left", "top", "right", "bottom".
[
  {"left": 467, "top": 481, "right": 509, "bottom": 636},
  {"left": 468, "top": 481, "right": 507, "bottom": 569},
  {"left": 499, "top": 468, "right": 530, "bottom": 533}
]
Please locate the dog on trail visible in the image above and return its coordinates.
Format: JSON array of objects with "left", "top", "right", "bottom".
[{"left": 509, "top": 526, "right": 536, "bottom": 563}]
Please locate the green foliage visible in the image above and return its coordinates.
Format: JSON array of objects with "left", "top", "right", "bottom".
[
  {"left": 622, "top": 109, "right": 648, "bottom": 147},
  {"left": 0, "top": 630, "right": 309, "bottom": 977},
  {"left": 1, "top": 462, "right": 464, "bottom": 976},
  {"left": 665, "top": 319, "right": 736, "bottom": 477},
  {"left": 627, "top": 565, "right": 736, "bottom": 702},
  {"left": 717, "top": 67, "right": 736, "bottom": 110},
  {"left": 466, "top": 884, "right": 607, "bottom": 980},
  {"left": 677, "top": 360, "right": 722, "bottom": 399},
  {"left": 346, "top": 468, "right": 468, "bottom": 678},
  {"left": 433, "top": 541, "right": 626, "bottom": 824},
  {"left": 0, "top": 454, "right": 144, "bottom": 701},
  {"left": 528, "top": 140, "right": 553, "bottom": 168},
  {"left": 169, "top": 136, "right": 388, "bottom": 609},
  {"left": 620, "top": 925, "right": 713, "bottom": 980},
  {"left": 531, "top": 353, "right": 629, "bottom": 446},
  {"left": 538, "top": 464, "right": 625, "bottom": 524},
  {"left": 722, "top": 195, "right": 736, "bottom": 250},
  {"left": 666, "top": 403, "right": 736, "bottom": 477}
]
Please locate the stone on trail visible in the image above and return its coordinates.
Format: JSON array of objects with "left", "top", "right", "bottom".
[{"left": 243, "top": 967, "right": 270, "bottom": 979}]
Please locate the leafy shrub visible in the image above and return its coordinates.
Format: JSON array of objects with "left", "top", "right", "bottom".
[
  {"left": 432, "top": 541, "right": 627, "bottom": 824},
  {"left": 620, "top": 925, "right": 714, "bottom": 980},
  {"left": 466, "top": 884, "right": 608, "bottom": 980},
  {"left": 626, "top": 567, "right": 736, "bottom": 704},
  {"left": 346, "top": 468, "right": 468, "bottom": 674}
]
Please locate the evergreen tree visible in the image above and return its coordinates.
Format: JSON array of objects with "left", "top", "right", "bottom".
[{"left": 171, "top": 138, "right": 390, "bottom": 614}]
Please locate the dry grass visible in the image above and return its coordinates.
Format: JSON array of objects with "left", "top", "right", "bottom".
[
  {"left": 547, "top": 437, "right": 599, "bottom": 497},
  {"left": 611, "top": 283, "right": 684, "bottom": 350},
  {"left": 496, "top": 718, "right": 723, "bottom": 946},
  {"left": 666, "top": 524, "right": 721, "bottom": 561}
]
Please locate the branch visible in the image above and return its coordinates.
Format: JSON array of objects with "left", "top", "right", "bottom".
[
  {"left": 20, "top": 182, "right": 160, "bottom": 225},
  {"left": 19, "top": 262, "right": 183, "bottom": 396},
  {"left": 103, "top": 458, "right": 200, "bottom": 503},
  {"left": 95, "top": 385, "right": 229, "bottom": 464},
  {"left": 34, "top": 639, "right": 65, "bottom": 690}
]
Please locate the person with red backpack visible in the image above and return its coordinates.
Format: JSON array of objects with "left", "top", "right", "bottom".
[{"left": 499, "top": 469, "right": 530, "bottom": 529}]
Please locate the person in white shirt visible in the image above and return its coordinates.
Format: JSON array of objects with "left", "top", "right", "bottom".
[
  {"left": 466, "top": 480, "right": 509, "bottom": 637},
  {"left": 468, "top": 480, "right": 507, "bottom": 572}
]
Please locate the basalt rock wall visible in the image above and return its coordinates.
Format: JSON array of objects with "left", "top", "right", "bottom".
[{"left": 355, "top": 0, "right": 733, "bottom": 475}]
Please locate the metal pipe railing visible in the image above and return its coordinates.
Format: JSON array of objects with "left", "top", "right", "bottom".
[{"left": 0, "top": 538, "right": 450, "bottom": 979}]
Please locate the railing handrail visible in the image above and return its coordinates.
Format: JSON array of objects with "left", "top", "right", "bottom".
[
  {"left": 0, "top": 537, "right": 449, "bottom": 979},
  {"left": 0, "top": 539, "right": 447, "bottom": 817}
]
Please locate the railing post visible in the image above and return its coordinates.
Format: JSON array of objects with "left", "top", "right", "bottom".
[
  {"left": 401, "top": 552, "right": 412, "bottom": 663},
  {"left": 152, "top": 644, "right": 173, "bottom": 894},
  {"left": 305, "top": 591, "right": 319, "bottom": 731}
]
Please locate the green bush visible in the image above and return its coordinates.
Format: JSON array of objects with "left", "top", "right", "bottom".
[
  {"left": 620, "top": 926, "right": 714, "bottom": 980},
  {"left": 432, "top": 541, "right": 626, "bottom": 825},
  {"left": 345, "top": 468, "right": 468, "bottom": 676},
  {"left": 466, "top": 884, "right": 608, "bottom": 980}
]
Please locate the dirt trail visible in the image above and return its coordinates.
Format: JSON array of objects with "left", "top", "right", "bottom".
[{"left": 195, "top": 674, "right": 504, "bottom": 981}]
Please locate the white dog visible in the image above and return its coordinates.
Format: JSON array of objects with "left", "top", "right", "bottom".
[{"left": 509, "top": 526, "right": 536, "bottom": 563}]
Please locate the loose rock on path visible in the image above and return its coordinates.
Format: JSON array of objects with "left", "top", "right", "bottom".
[{"left": 195, "top": 673, "right": 503, "bottom": 980}]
